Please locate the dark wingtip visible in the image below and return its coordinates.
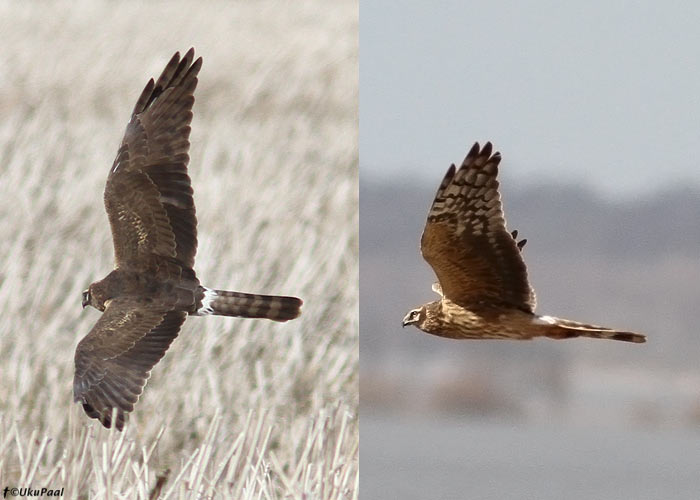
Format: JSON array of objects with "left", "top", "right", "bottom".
[
  {"left": 101, "top": 407, "right": 126, "bottom": 431},
  {"left": 464, "top": 142, "right": 480, "bottom": 163},
  {"left": 463, "top": 141, "right": 500, "bottom": 167},
  {"left": 166, "top": 50, "right": 182, "bottom": 69},
  {"left": 181, "top": 48, "right": 203, "bottom": 71},
  {"left": 441, "top": 163, "right": 457, "bottom": 185},
  {"left": 81, "top": 402, "right": 125, "bottom": 431}
]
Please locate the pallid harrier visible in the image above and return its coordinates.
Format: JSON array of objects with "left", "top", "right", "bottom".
[
  {"left": 75, "top": 49, "right": 303, "bottom": 430},
  {"left": 402, "top": 142, "right": 645, "bottom": 343}
]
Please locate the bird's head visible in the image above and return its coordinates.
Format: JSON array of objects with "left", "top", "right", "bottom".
[
  {"left": 402, "top": 306, "right": 427, "bottom": 329},
  {"left": 82, "top": 282, "right": 108, "bottom": 311}
]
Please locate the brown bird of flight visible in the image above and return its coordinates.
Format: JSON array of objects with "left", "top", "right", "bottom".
[
  {"left": 75, "top": 49, "right": 303, "bottom": 430},
  {"left": 402, "top": 142, "right": 645, "bottom": 344}
]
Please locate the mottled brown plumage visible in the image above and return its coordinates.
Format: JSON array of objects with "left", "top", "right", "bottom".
[
  {"left": 402, "top": 142, "right": 645, "bottom": 344},
  {"left": 74, "top": 49, "right": 303, "bottom": 431}
]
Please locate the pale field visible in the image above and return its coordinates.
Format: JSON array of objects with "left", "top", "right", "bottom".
[{"left": 0, "top": 1, "right": 358, "bottom": 498}]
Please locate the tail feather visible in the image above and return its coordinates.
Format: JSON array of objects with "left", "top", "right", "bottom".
[
  {"left": 538, "top": 316, "right": 646, "bottom": 343},
  {"left": 194, "top": 287, "right": 302, "bottom": 322}
]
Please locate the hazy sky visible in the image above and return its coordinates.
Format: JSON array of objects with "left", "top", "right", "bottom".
[{"left": 361, "top": 0, "right": 700, "bottom": 196}]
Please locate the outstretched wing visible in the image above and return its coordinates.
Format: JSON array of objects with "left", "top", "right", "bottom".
[
  {"left": 420, "top": 142, "right": 536, "bottom": 311},
  {"left": 73, "top": 299, "right": 186, "bottom": 430},
  {"left": 105, "top": 49, "right": 202, "bottom": 272}
]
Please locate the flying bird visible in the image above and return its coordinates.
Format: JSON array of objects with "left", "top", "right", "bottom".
[
  {"left": 74, "top": 49, "right": 303, "bottom": 430},
  {"left": 402, "top": 142, "right": 645, "bottom": 344}
]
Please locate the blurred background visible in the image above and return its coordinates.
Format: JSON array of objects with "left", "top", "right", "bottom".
[{"left": 360, "top": 1, "right": 700, "bottom": 499}]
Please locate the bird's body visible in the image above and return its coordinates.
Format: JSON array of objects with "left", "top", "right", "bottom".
[
  {"left": 413, "top": 299, "right": 643, "bottom": 343},
  {"left": 408, "top": 299, "right": 532, "bottom": 340},
  {"left": 86, "top": 268, "right": 300, "bottom": 321},
  {"left": 74, "top": 49, "right": 302, "bottom": 431},
  {"left": 402, "top": 142, "right": 645, "bottom": 344}
]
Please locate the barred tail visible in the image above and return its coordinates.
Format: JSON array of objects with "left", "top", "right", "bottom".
[
  {"left": 537, "top": 316, "right": 646, "bottom": 343},
  {"left": 194, "top": 287, "right": 302, "bottom": 322}
]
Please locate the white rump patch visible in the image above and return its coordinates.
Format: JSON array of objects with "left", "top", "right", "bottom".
[
  {"left": 534, "top": 315, "right": 556, "bottom": 325},
  {"left": 196, "top": 287, "right": 218, "bottom": 315}
]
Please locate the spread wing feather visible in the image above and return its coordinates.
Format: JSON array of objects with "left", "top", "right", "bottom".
[
  {"left": 420, "top": 142, "right": 536, "bottom": 311},
  {"left": 105, "top": 49, "right": 202, "bottom": 271},
  {"left": 73, "top": 299, "right": 186, "bottom": 430}
]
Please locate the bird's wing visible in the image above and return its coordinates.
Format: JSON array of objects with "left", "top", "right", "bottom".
[
  {"left": 73, "top": 298, "right": 186, "bottom": 430},
  {"left": 104, "top": 49, "right": 201, "bottom": 272},
  {"left": 420, "top": 142, "right": 536, "bottom": 311}
]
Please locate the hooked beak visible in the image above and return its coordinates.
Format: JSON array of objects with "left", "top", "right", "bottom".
[{"left": 82, "top": 298, "right": 88, "bottom": 309}]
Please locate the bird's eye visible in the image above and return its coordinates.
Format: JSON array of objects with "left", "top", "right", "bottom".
[{"left": 411, "top": 310, "right": 419, "bottom": 320}]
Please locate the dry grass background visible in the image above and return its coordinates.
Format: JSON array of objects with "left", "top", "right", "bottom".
[{"left": 0, "top": 1, "right": 357, "bottom": 497}]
